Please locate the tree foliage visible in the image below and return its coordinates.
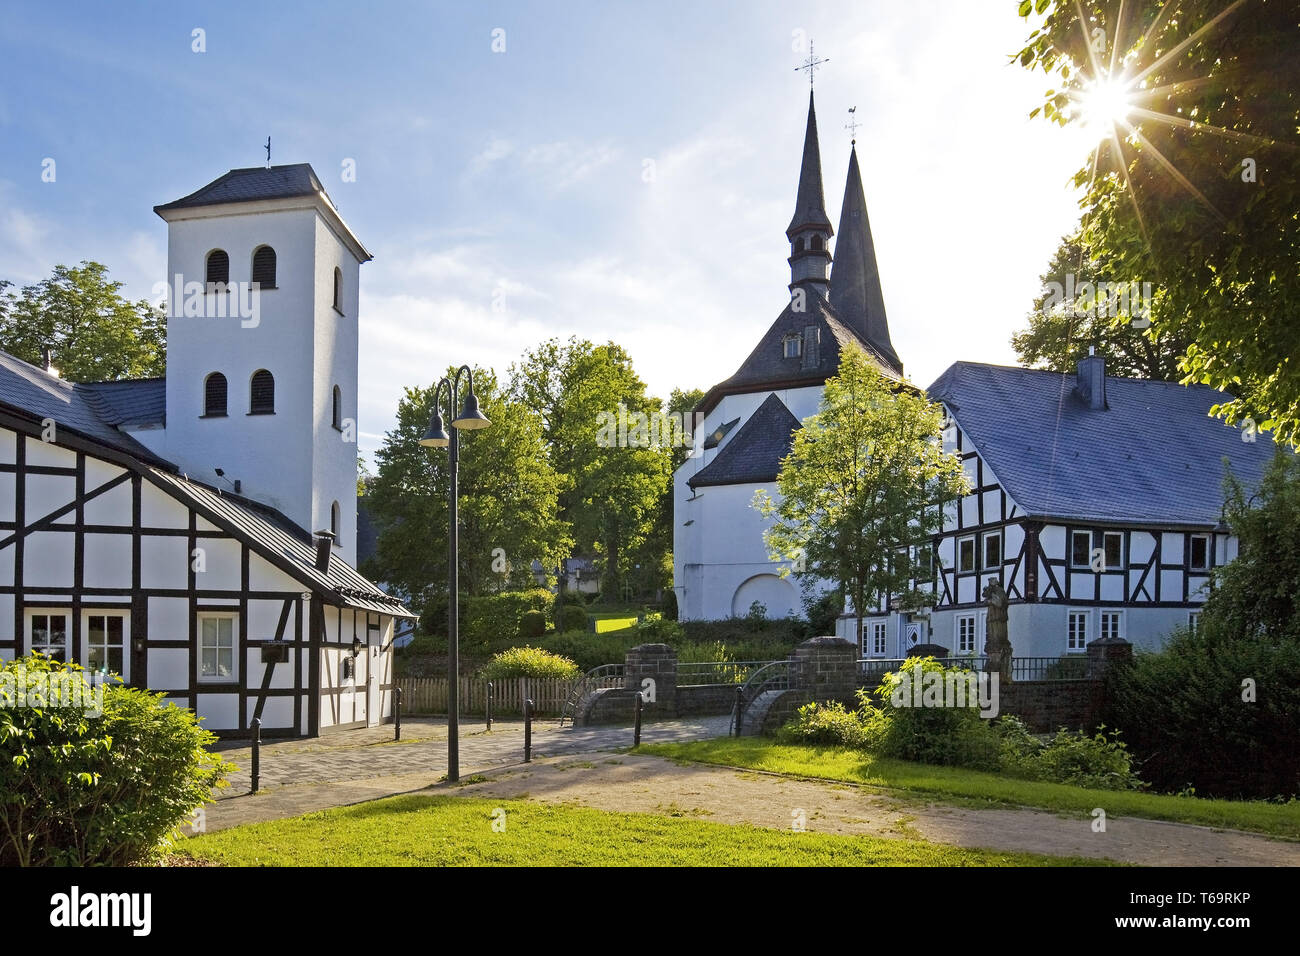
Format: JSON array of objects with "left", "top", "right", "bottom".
[
  {"left": 1016, "top": 0, "right": 1300, "bottom": 446},
  {"left": 0, "top": 261, "right": 166, "bottom": 381},
  {"left": 754, "top": 342, "right": 969, "bottom": 637},
  {"left": 361, "top": 367, "right": 570, "bottom": 627}
]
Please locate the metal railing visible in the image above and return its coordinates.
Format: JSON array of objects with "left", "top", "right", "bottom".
[
  {"left": 731, "top": 659, "right": 804, "bottom": 736},
  {"left": 856, "top": 655, "right": 1090, "bottom": 682},
  {"left": 675, "top": 660, "right": 769, "bottom": 686},
  {"left": 558, "top": 663, "right": 625, "bottom": 726}
]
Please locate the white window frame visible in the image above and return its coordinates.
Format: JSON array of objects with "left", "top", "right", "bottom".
[
  {"left": 1099, "top": 609, "right": 1124, "bottom": 642},
  {"left": 860, "top": 620, "right": 887, "bottom": 657},
  {"left": 1188, "top": 533, "right": 1210, "bottom": 572},
  {"left": 957, "top": 535, "right": 975, "bottom": 573},
  {"left": 27, "top": 610, "right": 71, "bottom": 662},
  {"left": 1070, "top": 529, "right": 1092, "bottom": 569},
  {"left": 1102, "top": 531, "right": 1124, "bottom": 571},
  {"left": 955, "top": 614, "right": 977, "bottom": 654},
  {"left": 198, "top": 613, "right": 238, "bottom": 682},
  {"left": 982, "top": 530, "right": 1002, "bottom": 570},
  {"left": 1188, "top": 610, "right": 1201, "bottom": 634},
  {"left": 783, "top": 335, "right": 801, "bottom": 358},
  {"left": 83, "top": 609, "right": 130, "bottom": 681},
  {"left": 1066, "top": 609, "right": 1091, "bottom": 652}
]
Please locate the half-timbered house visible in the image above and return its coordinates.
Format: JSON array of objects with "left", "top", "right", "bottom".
[{"left": 0, "top": 164, "right": 413, "bottom": 736}]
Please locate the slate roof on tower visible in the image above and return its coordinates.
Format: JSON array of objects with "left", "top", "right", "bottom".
[
  {"left": 689, "top": 393, "right": 801, "bottom": 488},
  {"left": 154, "top": 163, "right": 324, "bottom": 211},
  {"left": 787, "top": 92, "right": 833, "bottom": 238},
  {"left": 829, "top": 145, "right": 902, "bottom": 374},
  {"left": 927, "top": 361, "right": 1279, "bottom": 526}
]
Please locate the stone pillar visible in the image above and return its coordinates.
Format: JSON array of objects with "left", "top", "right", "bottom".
[
  {"left": 1086, "top": 636, "right": 1133, "bottom": 679},
  {"left": 624, "top": 643, "right": 678, "bottom": 714},
  {"left": 792, "top": 636, "right": 858, "bottom": 705}
]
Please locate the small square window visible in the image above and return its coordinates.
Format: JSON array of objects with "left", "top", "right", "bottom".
[
  {"left": 956, "top": 615, "right": 977, "bottom": 653},
  {"left": 1100, "top": 611, "right": 1123, "bottom": 641},
  {"left": 982, "top": 532, "right": 1002, "bottom": 570},
  {"left": 1188, "top": 610, "right": 1201, "bottom": 635},
  {"left": 1103, "top": 532, "right": 1124, "bottom": 570},
  {"left": 199, "top": 616, "right": 236, "bottom": 680},
  {"left": 1070, "top": 530, "right": 1092, "bottom": 569},
  {"left": 1067, "top": 610, "right": 1089, "bottom": 651},
  {"left": 783, "top": 335, "right": 802, "bottom": 359},
  {"left": 1189, "top": 534, "right": 1209, "bottom": 572}
]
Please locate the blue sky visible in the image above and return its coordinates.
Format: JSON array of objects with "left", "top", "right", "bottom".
[{"left": 0, "top": 1, "right": 1099, "bottom": 462}]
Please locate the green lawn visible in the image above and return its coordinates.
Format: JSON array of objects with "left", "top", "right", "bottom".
[
  {"left": 588, "top": 611, "right": 639, "bottom": 633},
  {"left": 179, "top": 795, "right": 1104, "bottom": 866},
  {"left": 639, "top": 739, "right": 1300, "bottom": 840}
]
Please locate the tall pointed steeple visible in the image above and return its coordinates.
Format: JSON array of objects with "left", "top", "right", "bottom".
[
  {"left": 829, "top": 144, "right": 902, "bottom": 374},
  {"left": 786, "top": 91, "right": 833, "bottom": 294}
]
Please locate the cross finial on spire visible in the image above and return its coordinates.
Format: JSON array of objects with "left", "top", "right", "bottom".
[
  {"left": 795, "top": 40, "right": 828, "bottom": 88},
  {"left": 844, "top": 106, "right": 861, "bottom": 145},
  {"left": 264, "top": 136, "right": 271, "bottom": 168}
]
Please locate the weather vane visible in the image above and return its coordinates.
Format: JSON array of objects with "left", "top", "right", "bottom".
[
  {"left": 264, "top": 136, "right": 271, "bottom": 167},
  {"left": 795, "top": 40, "right": 828, "bottom": 88},
  {"left": 845, "top": 106, "right": 861, "bottom": 144}
]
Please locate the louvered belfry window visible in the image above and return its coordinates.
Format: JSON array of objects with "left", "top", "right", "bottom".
[
  {"left": 206, "top": 249, "right": 230, "bottom": 287},
  {"left": 250, "top": 369, "right": 275, "bottom": 414},
  {"left": 251, "top": 246, "right": 277, "bottom": 287},
  {"left": 204, "top": 372, "right": 228, "bottom": 417}
]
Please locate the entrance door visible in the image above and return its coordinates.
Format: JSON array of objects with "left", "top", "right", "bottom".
[
  {"left": 901, "top": 621, "right": 922, "bottom": 657},
  {"left": 366, "top": 646, "right": 379, "bottom": 727}
]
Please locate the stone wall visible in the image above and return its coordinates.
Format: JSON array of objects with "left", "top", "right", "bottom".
[{"left": 998, "top": 680, "right": 1105, "bottom": 733}]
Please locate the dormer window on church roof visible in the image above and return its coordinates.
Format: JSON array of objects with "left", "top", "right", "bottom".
[{"left": 783, "top": 333, "right": 802, "bottom": 359}]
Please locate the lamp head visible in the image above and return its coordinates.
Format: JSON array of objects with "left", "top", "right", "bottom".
[
  {"left": 452, "top": 391, "right": 491, "bottom": 430},
  {"left": 419, "top": 411, "right": 450, "bottom": 447}
]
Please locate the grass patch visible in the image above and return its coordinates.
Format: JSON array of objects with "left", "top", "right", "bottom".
[
  {"left": 639, "top": 739, "right": 1300, "bottom": 840},
  {"left": 590, "top": 613, "right": 639, "bottom": 633},
  {"left": 178, "top": 795, "right": 1100, "bottom": 866}
]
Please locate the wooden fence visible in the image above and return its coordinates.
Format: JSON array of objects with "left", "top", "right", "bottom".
[{"left": 396, "top": 677, "right": 574, "bottom": 717}]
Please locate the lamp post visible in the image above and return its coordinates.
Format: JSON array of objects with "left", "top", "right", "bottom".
[{"left": 419, "top": 365, "right": 490, "bottom": 783}]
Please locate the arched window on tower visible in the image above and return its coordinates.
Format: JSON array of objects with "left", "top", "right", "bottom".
[
  {"left": 330, "top": 501, "right": 341, "bottom": 541},
  {"left": 332, "top": 385, "right": 342, "bottom": 430},
  {"left": 794, "top": 238, "right": 805, "bottom": 253},
  {"left": 251, "top": 245, "right": 277, "bottom": 288},
  {"left": 811, "top": 235, "right": 824, "bottom": 251},
  {"left": 332, "top": 268, "right": 343, "bottom": 314},
  {"left": 203, "top": 372, "right": 228, "bottom": 417},
  {"left": 206, "top": 249, "right": 229, "bottom": 288},
  {"left": 249, "top": 370, "right": 275, "bottom": 414}
]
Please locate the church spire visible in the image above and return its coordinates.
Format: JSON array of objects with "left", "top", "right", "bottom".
[
  {"left": 829, "top": 143, "right": 902, "bottom": 374},
  {"left": 786, "top": 91, "right": 833, "bottom": 294}
]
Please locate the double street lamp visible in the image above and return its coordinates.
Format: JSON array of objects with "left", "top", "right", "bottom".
[{"left": 419, "top": 364, "right": 490, "bottom": 783}]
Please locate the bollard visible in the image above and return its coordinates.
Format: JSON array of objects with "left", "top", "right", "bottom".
[
  {"left": 633, "top": 691, "right": 643, "bottom": 747},
  {"left": 486, "top": 681, "right": 493, "bottom": 732},
  {"left": 250, "top": 717, "right": 262, "bottom": 794},
  {"left": 394, "top": 685, "right": 402, "bottom": 741},
  {"left": 733, "top": 686, "right": 744, "bottom": 737},
  {"left": 523, "top": 698, "right": 534, "bottom": 763}
]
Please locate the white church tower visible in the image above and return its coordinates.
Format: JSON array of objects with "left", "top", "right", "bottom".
[
  {"left": 674, "top": 93, "right": 903, "bottom": 621},
  {"left": 137, "top": 164, "right": 370, "bottom": 565}
]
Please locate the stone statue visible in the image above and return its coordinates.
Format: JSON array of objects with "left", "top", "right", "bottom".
[{"left": 982, "top": 579, "right": 1012, "bottom": 683}]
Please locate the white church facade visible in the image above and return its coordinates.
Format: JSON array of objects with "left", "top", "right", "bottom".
[
  {"left": 673, "top": 95, "right": 1278, "bottom": 660},
  {"left": 0, "top": 164, "right": 413, "bottom": 737}
]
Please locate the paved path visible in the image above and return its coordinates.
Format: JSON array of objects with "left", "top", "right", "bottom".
[{"left": 199, "top": 717, "right": 729, "bottom": 832}]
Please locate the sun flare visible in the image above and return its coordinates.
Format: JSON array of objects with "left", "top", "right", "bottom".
[{"left": 1075, "top": 76, "right": 1135, "bottom": 137}]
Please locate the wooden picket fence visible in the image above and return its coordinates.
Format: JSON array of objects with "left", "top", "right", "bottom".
[{"left": 396, "top": 677, "right": 574, "bottom": 717}]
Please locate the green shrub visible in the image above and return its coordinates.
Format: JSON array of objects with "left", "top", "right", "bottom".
[
  {"left": 662, "top": 589, "right": 679, "bottom": 620},
  {"left": 0, "top": 655, "right": 233, "bottom": 866},
  {"left": 993, "top": 717, "right": 1143, "bottom": 790},
  {"left": 478, "top": 646, "right": 580, "bottom": 681},
  {"left": 867, "top": 659, "right": 1002, "bottom": 771},
  {"left": 518, "top": 609, "right": 547, "bottom": 639},
  {"left": 557, "top": 605, "right": 588, "bottom": 633},
  {"left": 778, "top": 701, "right": 877, "bottom": 749},
  {"left": 802, "top": 588, "right": 844, "bottom": 637},
  {"left": 634, "top": 617, "right": 684, "bottom": 645},
  {"left": 540, "top": 631, "right": 635, "bottom": 672},
  {"left": 462, "top": 589, "right": 553, "bottom": 650},
  {"left": 1104, "top": 625, "right": 1300, "bottom": 798}
]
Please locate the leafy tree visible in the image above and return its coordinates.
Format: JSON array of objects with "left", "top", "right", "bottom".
[
  {"left": 754, "top": 342, "right": 970, "bottom": 643},
  {"left": 362, "top": 367, "right": 570, "bottom": 630},
  {"left": 508, "top": 337, "right": 674, "bottom": 599},
  {"left": 1011, "top": 232, "right": 1189, "bottom": 379},
  {"left": 0, "top": 262, "right": 166, "bottom": 381},
  {"left": 1016, "top": 0, "right": 1300, "bottom": 446}
]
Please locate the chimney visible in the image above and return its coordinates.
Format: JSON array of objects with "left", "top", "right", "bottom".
[
  {"left": 1076, "top": 347, "right": 1107, "bottom": 410},
  {"left": 313, "top": 530, "right": 335, "bottom": 572}
]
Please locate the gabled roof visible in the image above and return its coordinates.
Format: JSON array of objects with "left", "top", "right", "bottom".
[
  {"left": 154, "top": 164, "right": 323, "bottom": 211},
  {"left": 0, "top": 348, "right": 410, "bottom": 617},
  {"left": 689, "top": 393, "right": 800, "bottom": 488},
  {"left": 927, "top": 361, "right": 1280, "bottom": 526},
  {"left": 829, "top": 145, "right": 901, "bottom": 375},
  {"left": 696, "top": 289, "right": 902, "bottom": 417},
  {"left": 786, "top": 91, "right": 833, "bottom": 238}
]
